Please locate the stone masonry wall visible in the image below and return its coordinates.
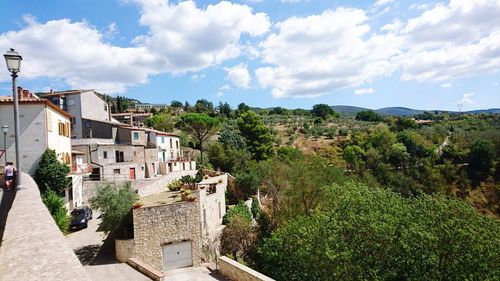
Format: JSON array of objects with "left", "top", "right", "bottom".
[
  {"left": 133, "top": 201, "right": 202, "bottom": 272},
  {"left": 218, "top": 256, "right": 275, "bottom": 281}
]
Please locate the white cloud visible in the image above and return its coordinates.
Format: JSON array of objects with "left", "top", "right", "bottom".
[
  {"left": 256, "top": 8, "right": 402, "bottom": 98},
  {"left": 220, "top": 84, "right": 231, "bottom": 90},
  {"left": 457, "top": 92, "right": 475, "bottom": 107},
  {"left": 440, "top": 83, "right": 453, "bottom": 88},
  {"left": 374, "top": 0, "right": 395, "bottom": 7},
  {"left": 354, "top": 88, "right": 375, "bottom": 95},
  {"left": 399, "top": 0, "right": 500, "bottom": 82},
  {"left": 0, "top": 18, "right": 154, "bottom": 93},
  {"left": 217, "top": 92, "right": 224, "bottom": 97},
  {"left": 0, "top": 1, "right": 270, "bottom": 93},
  {"left": 226, "top": 63, "right": 251, "bottom": 88},
  {"left": 132, "top": 0, "right": 270, "bottom": 73},
  {"left": 191, "top": 73, "right": 206, "bottom": 81}
]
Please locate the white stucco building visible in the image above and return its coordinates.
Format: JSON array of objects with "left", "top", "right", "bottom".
[{"left": 0, "top": 89, "right": 72, "bottom": 174}]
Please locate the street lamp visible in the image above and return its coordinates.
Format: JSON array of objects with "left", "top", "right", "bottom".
[
  {"left": 2, "top": 124, "right": 8, "bottom": 165},
  {"left": 3, "top": 48, "right": 23, "bottom": 189}
]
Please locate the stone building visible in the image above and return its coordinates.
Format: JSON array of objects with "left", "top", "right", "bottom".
[{"left": 116, "top": 174, "right": 229, "bottom": 273}]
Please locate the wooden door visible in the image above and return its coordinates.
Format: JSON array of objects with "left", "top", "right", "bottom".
[{"left": 129, "top": 168, "right": 136, "bottom": 180}]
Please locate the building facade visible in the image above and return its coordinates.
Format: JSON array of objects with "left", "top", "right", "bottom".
[{"left": 0, "top": 89, "right": 72, "bottom": 174}]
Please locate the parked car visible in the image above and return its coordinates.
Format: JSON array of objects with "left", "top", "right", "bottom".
[{"left": 70, "top": 206, "right": 92, "bottom": 230}]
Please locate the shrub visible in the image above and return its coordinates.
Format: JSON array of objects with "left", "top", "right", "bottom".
[
  {"left": 180, "top": 175, "right": 195, "bottom": 184},
  {"left": 42, "top": 189, "right": 69, "bottom": 233},
  {"left": 223, "top": 201, "right": 252, "bottom": 225},
  {"left": 167, "top": 179, "right": 182, "bottom": 191},
  {"left": 338, "top": 127, "right": 348, "bottom": 136}
]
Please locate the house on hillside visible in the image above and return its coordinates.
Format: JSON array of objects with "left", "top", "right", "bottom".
[
  {"left": 111, "top": 112, "right": 152, "bottom": 127},
  {"left": 0, "top": 88, "right": 72, "bottom": 174},
  {"left": 0, "top": 87, "right": 83, "bottom": 210},
  {"left": 115, "top": 173, "right": 229, "bottom": 273},
  {"left": 152, "top": 130, "right": 196, "bottom": 174},
  {"left": 39, "top": 89, "right": 120, "bottom": 138}
]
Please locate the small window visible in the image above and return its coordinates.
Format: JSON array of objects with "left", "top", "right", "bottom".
[
  {"left": 133, "top": 132, "right": 139, "bottom": 140},
  {"left": 104, "top": 104, "right": 108, "bottom": 111},
  {"left": 103, "top": 151, "right": 107, "bottom": 159},
  {"left": 176, "top": 140, "right": 179, "bottom": 149},
  {"left": 113, "top": 169, "right": 120, "bottom": 174},
  {"left": 170, "top": 138, "right": 173, "bottom": 148},
  {"left": 161, "top": 136, "right": 165, "bottom": 143}
]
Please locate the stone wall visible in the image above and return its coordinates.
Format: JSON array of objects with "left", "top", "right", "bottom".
[
  {"left": 81, "top": 170, "right": 197, "bottom": 203},
  {"left": 0, "top": 173, "right": 91, "bottom": 281},
  {"left": 218, "top": 256, "right": 275, "bottom": 281},
  {"left": 116, "top": 239, "right": 135, "bottom": 263},
  {"left": 133, "top": 201, "right": 202, "bottom": 272}
]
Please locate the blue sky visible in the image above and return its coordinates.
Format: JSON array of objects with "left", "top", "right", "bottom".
[{"left": 0, "top": 0, "right": 499, "bottom": 111}]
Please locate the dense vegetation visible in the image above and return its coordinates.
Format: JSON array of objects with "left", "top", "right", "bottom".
[
  {"left": 126, "top": 100, "right": 499, "bottom": 280},
  {"left": 34, "top": 149, "right": 71, "bottom": 233}
]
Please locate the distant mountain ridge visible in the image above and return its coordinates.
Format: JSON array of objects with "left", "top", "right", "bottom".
[{"left": 331, "top": 105, "right": 500, "bottom": 116}]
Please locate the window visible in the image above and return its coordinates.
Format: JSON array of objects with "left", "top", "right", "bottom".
[
  {"left": 207, "top": 184, "right": 217, "bottom": 195},
  {"left": 70, "top": 117, "right": 76, "bottom": 124},
  {"left": 171, "top": 151, "right": 174, "bottom": 159},
  {"left": 161, "top": 136, "right": 165, "bottom": 143},
  {"left": 104, "top": 104, "right": 108, "bottom": 111},
  {"left": 115, "top": 151, "right": 124, "bottom": 162},
  {"left": 113, "top": 169, "right": 120, "bottom": 174},
  {"left": 103, "top": 151, "right": 107, "bottom": 159},
  {"left": 176, "top": 140, "right": 179, "bottom": 149},
  {"left": 170, "top": 138, "right": 173, "bottom": 148},
  {"left": 133, "top": 132, "right": 139, "bottom": 140}
]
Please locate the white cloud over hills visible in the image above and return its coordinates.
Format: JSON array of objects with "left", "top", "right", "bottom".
[{"left": 0, "top": 0, "right": 499, "bottom": 98}]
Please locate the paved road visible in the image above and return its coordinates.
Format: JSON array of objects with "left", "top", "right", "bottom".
[{"left": 65, "top": 211, "right": 151, "bottom": 281}]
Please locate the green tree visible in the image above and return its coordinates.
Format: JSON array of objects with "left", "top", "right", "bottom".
[
  {"left": 179, "top": 113, "right": 220, "bottom": 166},
  {"left": 90, "top": 184, "right": 136, "bottom": 237},
  {"left": 235, "top": 102, "right": 250, "bottom": 116},
  {"left": 355, "top": 110, "right": 383, "bottom": 122},
  {"left": 221, "top": 214, "right": 256, "bottom": 261},
  {"left": 311, "top": 104, "right": 339, "bottom": 120},
  {"left": 194, "top": 99, "right": 215, "bottom": 115},
  {"left": 342, "top": 145, "right": 365, "bottom": 172},
  {"left": 170, "top": 100, "right": 183, "bottom": 108},
  {"left": 257, "top": 182, "right": 500, "bottom": 281},
  {"left": 238, "top": 111, "right": 274, "bottom": 161},
  {"left": 144, "top": 113, "right": 174, "bottom": 132},
  {"left": 217, "top": 102, "right": 232, "bottom": 118},
  {"left": 468, "top": 139, "right": 495, "bottom": 182},
  {"left": 34, "top": 149, "right": 70, "bottom": 195}
]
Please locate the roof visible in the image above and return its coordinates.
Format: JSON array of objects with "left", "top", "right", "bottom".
[
  {"left": 0, "top": 95, "right": 72, "bottom": 119},
  {"left": 71, "top": 150, "right": 85, "bottom": 155},
  {"left": 38, "top": 89, "right": 94, "bottom": 97},
  {"left": 111, "top": 112, "right": 152, "bottom": 117},
  {"left": 143, "top": 128, "right": 179, "bottom": 137}
]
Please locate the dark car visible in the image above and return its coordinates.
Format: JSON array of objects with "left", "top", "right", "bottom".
[{"left": 70, "top": 206, "right": 92, "bottom": 230}]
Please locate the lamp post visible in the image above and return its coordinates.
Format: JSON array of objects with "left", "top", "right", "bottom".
[
  {"left": 3, "top": 48, "right": 22, "bottom": 189},
  {"left": 2, "top": 124, "right": 8, "bottom": 165}
]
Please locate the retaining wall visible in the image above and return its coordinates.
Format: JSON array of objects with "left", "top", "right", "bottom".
[
  {"left": 218, "top": 256, "right": 274, "bottom": 281},
  {"left": 0, "top": 173, "right": 90, "bottom": 281}
]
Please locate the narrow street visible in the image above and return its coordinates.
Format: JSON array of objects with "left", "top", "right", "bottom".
[{"left": 65, "top": 211, "right": 151, "bottom": 281}]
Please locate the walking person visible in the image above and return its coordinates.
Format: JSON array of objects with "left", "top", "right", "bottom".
[{"left": 4, "top": 162, "right": 16, "bottom": 191}]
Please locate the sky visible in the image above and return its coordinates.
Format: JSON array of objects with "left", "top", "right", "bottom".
[{"left": 0, "top": 0, "right": 499, "bottom": 111}]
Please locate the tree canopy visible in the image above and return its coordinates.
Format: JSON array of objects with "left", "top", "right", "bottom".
[
  {"left": 257, "top": 182, "right": 500, "bottom": 281},
  {"left": 34, "top": 149, "right": 70, "bottom": 195},
  {"left": 355, "top": 110, "right": 383, "bottom": 122},
  {"left": 238, "top": 111, "right": 274, "bottom": 161},
  {"left": 179, "top": 113, "right": 220, "bottom": 166},
  {"left": 311, "top": 104, "right": 339, "bottom": 120}
]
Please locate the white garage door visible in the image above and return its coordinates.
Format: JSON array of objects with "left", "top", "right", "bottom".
[{"left": 162, "top": 241, "right": 193, "bottom": 271}]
